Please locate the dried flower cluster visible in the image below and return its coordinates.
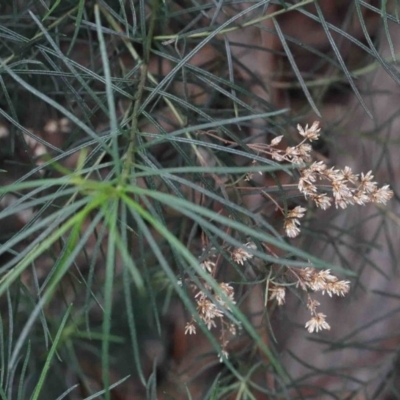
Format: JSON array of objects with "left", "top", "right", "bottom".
[
  {"left": 268, "top": 266, "right": 350, "bottom": 333},
  {"left": 269, "top": 285, "right": 286, "bottom": 306},
  {"left": 185, "top": 282, "right": 234, "bottom": 332},
  {"left": 184, "top": 251, "right": 240, "bottom": 362},
  {"left": 296, "top": 267, "right": 350, "bottom": 297},
  {"left": 271, "top": 122, "right": 393, "bottom": 238},
  {"left": 283, "top": 205, "right": 306, "bottom": 238},
  {"left": 227, "top": 241, "right": 350, "bottom": 334},
  {"left": 230, "top": 241, "right": 256, "bottom": 265},
  {"left": 299, "top": 267, "right": 349, "bottom": 332},
  {"left": 189, "top": 240, "right": 347, "bottom": 356},
  {"left": 203, "top": 122, "right": 393, "bottom": 239},
  {"left": 185, "top": 121, "right": 393, "bottom": 359}
]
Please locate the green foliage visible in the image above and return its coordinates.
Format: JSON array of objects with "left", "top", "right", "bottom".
[{"left": 0, "top": 1, "right": 398, "bottom": 399}]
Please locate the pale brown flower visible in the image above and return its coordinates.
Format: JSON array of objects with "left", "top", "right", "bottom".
[
  {"left": 185, "top": 321, "right": 196, "bottom": 335},
  {"left": 305, "top": 313, "right": 331, "bottom": 333},
  {"left": 285, "top": 146, "right": 299, "bottom": 157},
  {"left": 309, "top": 161, "right": 326, "bottom": 173},
  {"left": 322, "top": 280, "right": 351, "bottom": 297},
  {"left": 200, "top": 260, "right": 216, "bottom": 273},
  {"left": 288, "top": 206, "right": 307, "bottom": 219},
  {"left": 332, "top": 180, "right": 354, "bottom": 209},
  {"left": 353, "top": 190, "right": 370, "bottom": 205},
  {"left": 298, "top": 143, "right": 312, "bottom": 161},
  {"left": 196, "top": 293, "right": 223, "bottom": 329},
  {"left": 360, "top": 171, "right": 377, "bottom": 193},
  {"left": 297, "top": 121, "right": 321, "bottom": 141},
  {"left": 216, "top": 282, "right": 235, "bottom": 308},
  {"left": 284, "top": 206, "right": 308, "bottom": 238},
  {"left": 321, "top": 167, "right": 339, "bottom": 182},
  {"left": 306, "top": 297, "right": 320, "bottom": 312},
  {"left": 269, "top": 286, "right": 286, "bottom": 305},
  {"left": 371, "top": 185, "right": 393, "bottom": 204},
  {"left": 270, "top": 135, "right": 283, "bottom": 146},
  {"left": 311, "top": 193, "right": 331, "bottom": 210},
  {"left": 284, "top": 218, "right": 301, "bottom": 238},
  {"left": 296, "top": 267, "right": 315, "bottom": 289},
  {"left": 298, "top": 176, "right": 317, "bottom": 197},
  {"left": 231, "top": 242, "right": 256, "bottom": 265},
  {"left": 338, "top": 166, "right": 358, "bottom": 183}
]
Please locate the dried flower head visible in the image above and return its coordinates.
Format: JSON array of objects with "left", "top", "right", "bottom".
[
  {"left": 200, "top": 260, "right": 216, "bottom": 273},
  {"left": 305, "top": 313, "right": 331, "bottom": 333},
  {"left": 297, "top": 121, "right": 321, "bottom": 141},
  {"left": 284, "top": 206, "right": 306, "bottom": 238},
  {"left": 185, "top": 321, "right": 196, "bottom": 335},
  {"left": 231, "top": 242, "right": 256, "bottom": 265},
  {"left": 310, "top": 193, "right": 331, "bottom": 210},
  {"left": 284, "top": 218, "right": 300, "bottom": 238},
  {"left": 306, "top": 297, "right": 320, "bottom": 313},
  {"left": 270, "top": 135, "right": 283, "bottom": 146},
  {"left": 269, "top": 286, "right": 286, "bottom": 305},
  {"left": 338, "top": 166, "right": 358, "bottom": 183},
  {"left": 216, "top": 282, "right": 236, "bottom": 308},
  {"left": 371, "top": 185, "right": 394, "bottom": 205}
]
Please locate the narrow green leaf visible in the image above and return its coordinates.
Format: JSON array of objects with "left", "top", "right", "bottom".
[{"left": 30, "top": 305, "right": 72, "bottom": 400}]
